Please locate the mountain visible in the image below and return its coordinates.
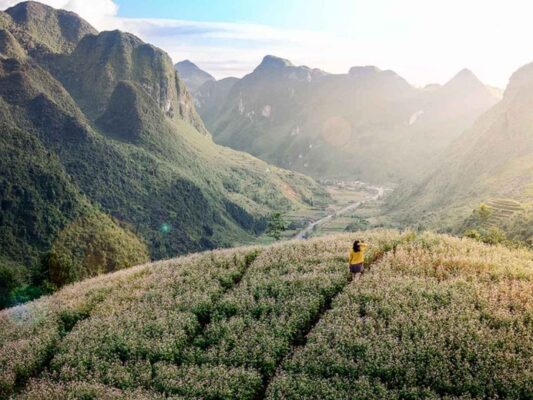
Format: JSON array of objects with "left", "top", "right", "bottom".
[
  {"left": 389, "top": 60, "right": 533, "bottom": 232},
  {"left": 0, "top": 2, "right": 327, "bottom": 306},
  {"left": 195, "top": 76, "right": 239, "bottom": 120},
  {"left": 5, "top": 1, "right": 97, "bottom": 53},
  {"left": 2, "top": 231, "right": 532, "bottom": 399},
  {"left": 175, "top": 59, "right": 215, "bottom": 93},
  {"left": 195, "top": 55, "right": 500, "bottom": 182}
]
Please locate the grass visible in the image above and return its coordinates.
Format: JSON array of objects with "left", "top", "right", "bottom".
[{"left": 1, "top": 230, "right": 531, "bottom": 399}]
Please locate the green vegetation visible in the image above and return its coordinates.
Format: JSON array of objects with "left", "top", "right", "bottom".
[
  {"left": 4, "top": 1, "right": 97, "bottom": 54},
  {"left": 344, "top": 216, "right": 370, "bottom": 232},
  {"left": 45, "top": 212, "right": 149, "bottom": 287},
  {"left": 0, "top": 121, "right": 148, "bottom": 307},
  {"left": 461, "top": 202, "right": 533, "bottom": 248},
  {"left": 1, "top": 230, "right": 531, "bottom": 399},
  {"left": 0, "top": 3, "right": 328, "bottom": 307},
  {"left": 265, "top": 212, "right": 287, "bottom": 240},
  {"left": 502, "top": 208, "right": 533, "bottom": 246}
]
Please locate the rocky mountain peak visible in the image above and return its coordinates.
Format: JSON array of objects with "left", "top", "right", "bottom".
[{"left": 255, "top": 55, "right": 294, "bottom": 71}]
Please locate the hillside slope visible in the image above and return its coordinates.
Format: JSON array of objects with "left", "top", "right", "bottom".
[
  {"left": 389, "top": 59, "right": 533, "bottom": 233},
  {"left": 0, "top": 2, "right": 327, "bottom": 304},
  {"left": 195, "top": 56, "right": 500, "bottom": 182},
  {"left": 1, "top": 231, "right": 532, "bottom": 399},
  {"left": 0, "top": 120, "right": 149, "bottom": 305}
]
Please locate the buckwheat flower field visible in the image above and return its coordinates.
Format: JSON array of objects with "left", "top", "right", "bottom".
[{"left": 1, "top": 231, "right": 531, "bottom": 399}]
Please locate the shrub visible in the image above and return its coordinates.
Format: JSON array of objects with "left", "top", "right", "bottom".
[
  {"left": 265, "top": 212, "right": 287, "bottom": 240},
  {"left": 45, "top": 213, "right": 149, "bottom": 287},
  {"left": 0, "top": 259, "right": 27, "bottom": 308}
]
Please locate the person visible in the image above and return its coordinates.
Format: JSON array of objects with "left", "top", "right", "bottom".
[{"left": 349, "top": 239, "right": 368, "bottom": 281}]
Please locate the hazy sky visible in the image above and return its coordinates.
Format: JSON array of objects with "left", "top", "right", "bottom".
[{"left": 2, "top": 0, "right": 533, "bottom": 87}]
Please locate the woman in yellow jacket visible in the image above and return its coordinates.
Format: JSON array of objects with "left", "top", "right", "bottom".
[{"left": 349, "top": 240, "right": 368, "bottom": 281}]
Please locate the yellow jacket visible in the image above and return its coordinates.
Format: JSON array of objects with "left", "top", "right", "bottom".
[{"left": 349, "top": 243, "right": 368, "bottom": 264}]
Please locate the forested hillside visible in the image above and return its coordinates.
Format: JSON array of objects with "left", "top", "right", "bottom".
[{"left": 0, "top": 1, "right": 327, "bottom": 307}]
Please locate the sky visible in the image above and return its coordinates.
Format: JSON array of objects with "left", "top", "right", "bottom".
[{"left": 2, "top": 0, "right": 533, "bottom": 87}]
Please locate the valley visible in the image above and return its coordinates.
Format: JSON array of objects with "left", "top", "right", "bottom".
[{"left": 293, "top": 182, "right": 386, "bottom": 239}]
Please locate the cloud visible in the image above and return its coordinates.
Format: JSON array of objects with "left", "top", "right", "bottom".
[
  {"left": 117, "top": 17, "right": 361, "bottom": 80},
  {"left": 0, "top": 0, "right": 118, "bottom": 29}
]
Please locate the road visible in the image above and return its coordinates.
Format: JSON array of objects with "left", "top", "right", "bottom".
[{"left": 294, "top": 185, "right": 385, "bottom": 240}]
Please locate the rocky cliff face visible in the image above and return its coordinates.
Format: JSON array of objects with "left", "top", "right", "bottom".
[{"left": 55, "top": 30, "right": 208, "bottom": 134}]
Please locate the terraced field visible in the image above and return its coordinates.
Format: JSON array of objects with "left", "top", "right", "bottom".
[
  {"left": 485, "top": 198, "right": 524, "bottom": 225},
  {"left": 1, "top": 231, "right": 532, "bottom": 399}
]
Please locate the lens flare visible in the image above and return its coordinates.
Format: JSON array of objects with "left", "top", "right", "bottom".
[
  {"left": 160, "top": 223, "right": 172, "bottom": 234},
  {"left": 321, "top": 116, "right": 352, "bottom": 147}
]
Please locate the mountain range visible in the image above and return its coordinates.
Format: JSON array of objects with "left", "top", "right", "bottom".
[
  {"left": 0, "top": 1, "right": 326, "bottom": 305},
  {"left": 180, "top": 56, "right": 533, "bottom": 244},
  {"left": 180, "top": 57, "right": 501, "bottom": 182}
]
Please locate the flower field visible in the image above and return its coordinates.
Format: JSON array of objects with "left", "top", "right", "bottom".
[
  {"left": 267, "top": 234, "right": 533, "bottom": 399},
  {"left": 1, "top": 231, "right": 532, "bottom": 399}
]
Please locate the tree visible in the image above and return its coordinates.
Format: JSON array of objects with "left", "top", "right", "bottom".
[
  {"left": 475, "top": 203, "right": 493, "bottom": 222},
  {"left": 266, "top": 212, "right": 287, "bottom": 241}
]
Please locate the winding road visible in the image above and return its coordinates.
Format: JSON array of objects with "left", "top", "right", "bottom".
[{"left": 294, "top": 185, "right": 385, "bottom": 240}]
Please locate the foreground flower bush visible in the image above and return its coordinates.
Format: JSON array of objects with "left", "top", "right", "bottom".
[{"left": 1, "top": 230, "right": 531, "bottom": 399}]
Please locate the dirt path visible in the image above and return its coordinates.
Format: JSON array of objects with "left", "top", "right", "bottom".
[{"left": 294, "top": 184, "right": 385, "bottom": 239}]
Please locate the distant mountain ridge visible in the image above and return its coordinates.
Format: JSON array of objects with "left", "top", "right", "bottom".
[
  {"left": 175, "top": 59, "right": 215, "bottom": 93},
  {"left": 189, "top": 55, "right": 500, "bottom": 182}
]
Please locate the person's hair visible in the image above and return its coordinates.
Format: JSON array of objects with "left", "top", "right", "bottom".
[{"left": 353, "top": 240, "right": 361, "bottom": 252}]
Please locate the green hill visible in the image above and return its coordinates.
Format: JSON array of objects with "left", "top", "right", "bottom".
[
  {"left": 0, "top": 121, "right": 149, "bottom": 306},
  {"left": 0, "top": 2, "right": 327, "bottom": 306},
  {"left": 193, "top": 56, "right": 500, "bottom": 182},
  {"left": 1, "top": 230, "right": 532, "bottom": 399}
]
